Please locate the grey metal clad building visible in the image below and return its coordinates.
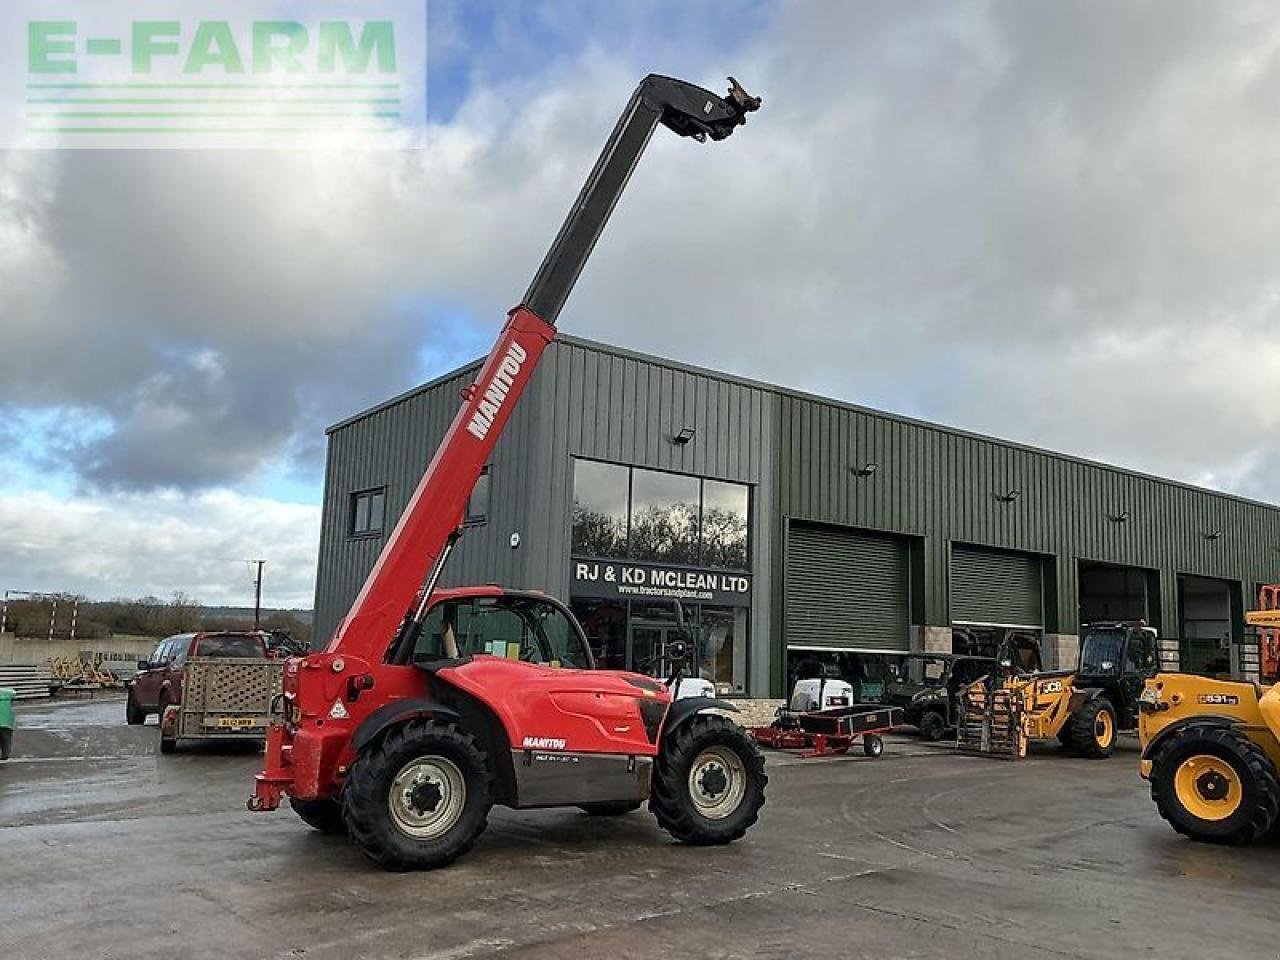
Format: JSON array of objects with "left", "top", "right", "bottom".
[{"left": 314, "top": 334, "right": 1280, "bottom": 697}]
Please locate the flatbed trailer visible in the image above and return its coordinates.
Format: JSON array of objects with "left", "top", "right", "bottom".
[{"left": 751, "top": 704, "right": 904, "bottom": 759}]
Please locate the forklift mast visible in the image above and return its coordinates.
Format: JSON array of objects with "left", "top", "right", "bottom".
[{"left": 326, "top": 76, "right": 761, "bottom": 662}]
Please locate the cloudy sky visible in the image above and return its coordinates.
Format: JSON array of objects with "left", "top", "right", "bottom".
[{"left": 3, "top": 1, "right": 1279, "bottom": 609}]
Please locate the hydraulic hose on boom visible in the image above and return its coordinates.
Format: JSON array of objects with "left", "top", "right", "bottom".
[{"left": 327, "top": 76, "right": 761, "bottom": 663}]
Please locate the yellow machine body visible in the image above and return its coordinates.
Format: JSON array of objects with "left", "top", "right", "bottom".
[
  {"left": 1137, "top": 674, "right": 1280, "bottom": 844},
  {"left": 1137, "top": 675, "right": 1280, "bottom": 778}
]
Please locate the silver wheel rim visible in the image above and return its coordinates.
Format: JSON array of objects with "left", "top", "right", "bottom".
[
  {"left": 688, "top": 746, "right": 747, "bottom": 820},
  {"left": 388, "top": 756, "right": 467, "bottom": 840}
]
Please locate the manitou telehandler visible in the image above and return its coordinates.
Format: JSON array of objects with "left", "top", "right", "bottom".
[
  {"left": 248, "top": 75, "right": 768, "bottom": 871},
  {"left": 957, "top": 622, "right": 1160, "bottom": 758},
  {"left": 1135, "top": 600, "right": 1280, "bottom": 845}
]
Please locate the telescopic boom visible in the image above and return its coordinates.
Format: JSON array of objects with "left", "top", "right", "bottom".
[{"left": 326, "top": 75, "right": 761, "bottom": 662}]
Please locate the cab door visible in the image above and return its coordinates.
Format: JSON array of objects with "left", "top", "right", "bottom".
[{"left": 1120, "top": 629, "right": 1160, "bottom": 723}]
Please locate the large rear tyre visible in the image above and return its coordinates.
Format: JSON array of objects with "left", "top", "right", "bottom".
[
  {"left": 650, "top": 714, "right": 766, "bottom": 846},
  {"left": 917, "top": 710, "right": 947, "bottom": 742},
  {"left": 343, "top": 720, "right": 491, "bottom": 871},
  {"left": 1069, "top": 698, "right": 1117, "bottom": 758},
  {"left": 1150, "top": 726, "right": 1279, "bottom": 845},
  {"left": 579, "top": 801, "right": 643, "bottom": 817},
  {"left": 290, "top": 796, "right": 347, "bottom": 835}
]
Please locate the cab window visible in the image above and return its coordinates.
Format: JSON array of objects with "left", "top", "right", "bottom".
[
  {"left": 152, "top": 639, "right": 172, "bottom": 665},
  {"left": 530, "top": 601, "right": 590, "bottom": 669},
  {"left": 409, "top": 597, "right": 590, "bottom": 668},
  {"left": 170, "top": 636, "right": 193, "bottom": 665}
]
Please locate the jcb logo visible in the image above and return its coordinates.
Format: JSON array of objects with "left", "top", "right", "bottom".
[{"left": 1041, "top": 680, "right": 1064, "bottom": 694}]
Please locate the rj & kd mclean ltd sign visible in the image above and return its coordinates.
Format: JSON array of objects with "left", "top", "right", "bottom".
[{"left": 571, "top": 559, "right": 751, "bottom": 607}]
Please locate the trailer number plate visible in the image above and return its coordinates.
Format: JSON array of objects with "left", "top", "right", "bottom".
[{"left": 212, "top": 716, "right": 263, "bottom": 729}]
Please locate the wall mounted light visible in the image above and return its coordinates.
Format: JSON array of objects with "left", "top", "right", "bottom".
[
  {"left": 851, "top": 462, "right": 879, "bottom": 478},
  {"left": 994, "top": 489, "right": 1022, "bottom": 503},
  {"left": 1202, "top": 530, "right": 1222, "bottom": 541},
  {"left": 1108, "top": 510, "right": 1130, "bottom": 524},
  {"left": 672, "top": 427, "right": 696, "bottom": 445}
]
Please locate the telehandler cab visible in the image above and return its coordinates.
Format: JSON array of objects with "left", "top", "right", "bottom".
[
  {"left": 958, "top": 622, "right": 1160, "bottom": 758},
  {"left": 248, "top": 75, "right": 768, "bottom": 871}
]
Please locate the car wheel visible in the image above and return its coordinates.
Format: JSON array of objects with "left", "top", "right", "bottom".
[
  {"left": 863, "top": 734, "right": 885, "bottom": 758},
  {"left": 343, "top": 720, "right": 492, "bottom": 871},
  {"left": 125, "top": 692, "right": 145, "bottom": 726},
  {"left": 650, "top": 714, "right": 767, "bottom": 845}
]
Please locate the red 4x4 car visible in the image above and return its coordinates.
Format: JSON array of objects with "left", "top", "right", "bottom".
[{"left": 125, "top": 631, "right": 268, "bottom": 725}]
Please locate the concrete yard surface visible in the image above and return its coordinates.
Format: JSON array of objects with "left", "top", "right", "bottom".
[{"left": 2, "top": 695, "right": 1277, "bottom": 960}]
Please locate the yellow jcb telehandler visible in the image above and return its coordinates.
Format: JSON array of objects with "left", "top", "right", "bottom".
[
  {"left": 1137, "top": 608, "right": 1280, "bottom": 844},
  {"left": 958, "top": 623, "right": 1160, "bottom": 759}
]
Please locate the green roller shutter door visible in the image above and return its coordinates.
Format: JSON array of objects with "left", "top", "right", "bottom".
[
  {"left": 785, "top": 523, "right": 910, "bottom": 651},
  {"left": 950, "top": 545, "right": 1043, "bottom": 628}
]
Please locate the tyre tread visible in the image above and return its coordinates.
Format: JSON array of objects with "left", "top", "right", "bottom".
[
  {"left": 343, "top": 719, "right": 491, "bottom": 871},
  {"left": 1069, "top": 698, "right": 1116, "bottom": 759},
  {"left": 1150, "top": 726, "right": 1280, "bottom": 845},
  {"left": 649, "top": 714, "right": 767, "bottom": 846}
]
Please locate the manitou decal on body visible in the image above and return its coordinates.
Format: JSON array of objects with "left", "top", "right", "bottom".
[
  {"left": 522, "top": 736, "right": 566, "bottom": 750},
  {"left": 466, "top": 342, "right": 528, "bottom": 439}
]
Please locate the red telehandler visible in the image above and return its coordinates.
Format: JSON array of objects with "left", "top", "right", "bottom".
[{"left": 250, "top": 75, "right": 766, "bottom": 870}]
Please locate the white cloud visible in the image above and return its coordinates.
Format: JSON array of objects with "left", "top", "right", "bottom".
[{"left": 0, "top": 489, "right": 319, "bottom": 607}]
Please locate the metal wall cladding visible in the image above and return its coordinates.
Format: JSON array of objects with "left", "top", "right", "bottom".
[
  {"left": 785, "top": 522, "right": 910, "bottom": 651},
  {"left": 313, "top": 337, "right": 776, "bottom": 670},
  {"left": 949, "top": 545, "right": 1044, "bottom": 628},
  {"left": 773, "top": 391, "right": 1280, "bottom": 639},
  {"left": 314, "top": 360, "right": 537, "bottom": 644},
  {"left": 315, "top": 335, "right": 1280, "bottom": 684}
]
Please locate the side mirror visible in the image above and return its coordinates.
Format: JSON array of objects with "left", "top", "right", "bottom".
[{"left": 137, "top": 660, "right": 150, "bottom": 671}]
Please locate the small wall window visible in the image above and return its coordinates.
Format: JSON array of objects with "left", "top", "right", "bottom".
[
  {"left": 466, "top": 467, "right": 491, "bottom": 525},
  {"left": 350, "top": 487, "right": 386, "bottom": 538}
]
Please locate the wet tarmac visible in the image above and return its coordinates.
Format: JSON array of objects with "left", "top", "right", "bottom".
[{"left": 2, "top": 694, "right": 1277, "bottom": 960}]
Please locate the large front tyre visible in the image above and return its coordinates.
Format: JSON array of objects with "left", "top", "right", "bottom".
[
  {"left": 1069, "top": 698, "right": 1117, "bottom": 758},
  {"left": 1150, "top": 726, "right": 1279, "bottom": 845},
  {"left": 343, "top": 720, "right": 492, "bottom": 871},
  {"left": 650, "top": 714, "right": 767, "bottom": 845}
]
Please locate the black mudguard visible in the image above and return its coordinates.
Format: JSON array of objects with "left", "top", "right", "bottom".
[
  {"left": 351, "top": 697, "right": 462, "bottom": 753},
  {"left": 662, "top": 696, "right": 739, "bottom": 740},
  {"left": 1141, "top": 715, "right": 1238, "bottom": 761}
]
